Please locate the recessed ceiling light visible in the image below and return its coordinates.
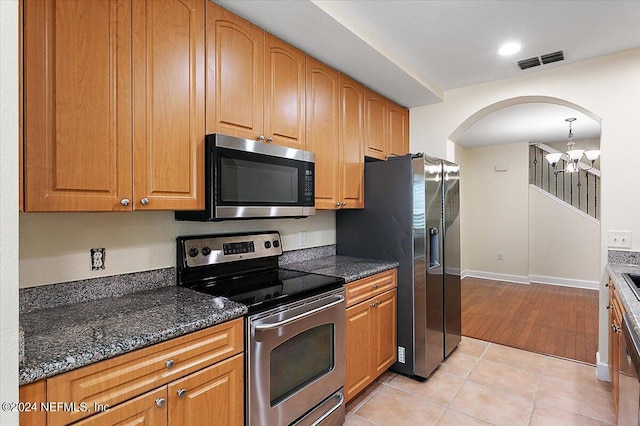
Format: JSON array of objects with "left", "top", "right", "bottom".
[{"left": 498, "top": 42, "right": 522, "bottom": 56}]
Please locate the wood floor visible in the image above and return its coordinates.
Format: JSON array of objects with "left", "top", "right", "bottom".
[{"left": 461, "top": 277, "right": 599, "bottom": 364}]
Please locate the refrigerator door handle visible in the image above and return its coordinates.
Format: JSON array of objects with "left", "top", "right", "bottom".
[{"left": 429, "top": 227, "right": 440, "bottom": 268}]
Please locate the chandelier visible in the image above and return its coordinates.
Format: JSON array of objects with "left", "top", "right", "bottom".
[{"left": 544, "top": 118, "right": 600, "bottom": 174}]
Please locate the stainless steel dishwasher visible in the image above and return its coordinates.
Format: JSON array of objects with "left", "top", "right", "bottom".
[{"left": 619, "top": 313, "right": 640, "bottom": 425}]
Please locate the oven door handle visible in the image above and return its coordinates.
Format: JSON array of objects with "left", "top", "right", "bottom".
[
  {"left": 254, "top": 295, "right": 345, "bottom": 331},
  {"left": 310, "top": 391, "right": 344, "bottom": 426}
]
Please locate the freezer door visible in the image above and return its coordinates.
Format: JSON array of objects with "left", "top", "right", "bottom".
[
  {"left": 442, "top": 160, "right": 461, "bottom": 357},
  {"left": 415, "top": 154, "right": 444, "bottom": 378}
]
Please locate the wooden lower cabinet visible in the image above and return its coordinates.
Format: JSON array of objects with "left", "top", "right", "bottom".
[
  {"left": 168, "top": 354, "right": 243, "bottom": 426},
  {"left": 345, "top": 270, "right": 397, "bottom": 402},
  {"left": 608, "top": 275, "right": 623, "bottom": 415},
  {"left": 19, "top": 319, "right": 244, "bottom": 426}
]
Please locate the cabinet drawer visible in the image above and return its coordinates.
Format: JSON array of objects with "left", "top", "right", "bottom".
[
  {"left": 344, "top": 269, "right": 397, "bottom": 308},
  {"left": 47, "top": 318, "right": 243, "bottom": 426}
]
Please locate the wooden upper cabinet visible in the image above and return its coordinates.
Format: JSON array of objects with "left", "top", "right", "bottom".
[
  {"left": 388, "top": 101, "right": 409, "bottom": 157},
  {"left": 24, "top": 0, "right": 133, "bottom": 211},
  {"left": 339, "top": 75, "right": 365, "bottom": 209},
  {"left": 132, "top": 0, "right": 204, "bottom": 211},
  {"left": 364, "top": 89, "right": 388, "bottom": 160},
  {"left": 264, "top": 34, "right": 306, "bottom": 149},
  {"left": 207, "top": 3, "right": 305, "bottom": 149},
  {"left": 206, "top": 2, "right": 264, "bottom": 139},
  {"left": 306, "top": 57, "right": 339, "bottom": 210},
  {"left": 23, "top": 0, "right": 204, "bottom": 212}
]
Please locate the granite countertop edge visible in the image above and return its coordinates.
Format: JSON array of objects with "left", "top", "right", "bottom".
[
  {"left": 19, "top": 288, "right": 248, "bottom": 385},
  {"left": 606, "top": 263, "right": 640, "bottom": 339}
]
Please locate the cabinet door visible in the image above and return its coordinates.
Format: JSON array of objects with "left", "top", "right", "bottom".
[
  {"left": 364, "top": 89, "right": 388, "bottom": 160},
  {"left": 19, "top": 380, "right": 46, "bottom": 426},
  {"left": 24, "top": 0, "right": 133, "bottom": 211},
  {"left": 339, "top": 75, "right": 365, "bottom": 209},
  {"left": 373, "top": 289, "right": 397, "bottom": 375},
  {"left": 206, "top": 2, "right": 264, "bottom": 139},
  {"left": 306, "top": 57, "right": 339, "bottom": 210},
  {"left": 168, "top": 354, "right": 244, "bottom": 426},
  {"left": 265, "top": 35, "right": 306, "bottom": 149},
  {"left": 73, "top": 388, "right": 168, "bottom": 426},
  {"left": 132, "top": 0, "right": 204, "bottom": 211},
  {"left": 345, "top": 301, "right": 373, "bottom": 403},
  {"left": 388, "top": 102, "right": 409, "bottom": 157}
]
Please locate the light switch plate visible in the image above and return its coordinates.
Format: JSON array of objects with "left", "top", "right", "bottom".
[{"left": 608, "top": 231, "right": 632, "bottom": 248}]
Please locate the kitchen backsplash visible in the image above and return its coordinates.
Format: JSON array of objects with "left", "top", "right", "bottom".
[
  {"left": 19, "top": 245, "right": 340, "bottom": 314},
  {"left": 19, "top": 268, "right": 174, "bottom": 314},
  {"left": 608, "top": 249, "right": 640, "bottom": 265}
]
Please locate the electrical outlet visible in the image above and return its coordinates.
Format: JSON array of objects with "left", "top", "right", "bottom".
[
  {"left": 497, "top": 252, "right": 503, "bottom": 261},
  {"left": 608, "top": 231, "right": 632, "bottom": 249},
  {"left": 91, "top": 248, "right": 106, "bottom": 270}
]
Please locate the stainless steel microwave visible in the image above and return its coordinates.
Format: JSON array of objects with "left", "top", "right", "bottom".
[{"left": 175, "top": 134, "right": 315, "bottom": 221}]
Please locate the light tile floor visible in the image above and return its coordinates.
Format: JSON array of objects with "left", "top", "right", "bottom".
[{"left": 344, "top": 337, "right": 616, "bottom": 426}]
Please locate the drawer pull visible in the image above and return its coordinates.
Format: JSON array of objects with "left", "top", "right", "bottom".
[
  {"left": 372, "top": 284, "right": 378, "bottom": 289},
  {"left": 155, "top": 398, "right": 166, "bottom": 408},
  {"left": 165, "top": 359, "right": 175, "bottom": 369},
  {"left": 612, "top": 324, "right": 621, "bottom": 333},
  {"left": 177, "top": 388, "right": 187, "bottom": 398}
]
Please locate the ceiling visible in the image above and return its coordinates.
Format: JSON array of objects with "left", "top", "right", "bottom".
[{"left": 214, "top": 0, "right": 640, "bottom": 146}]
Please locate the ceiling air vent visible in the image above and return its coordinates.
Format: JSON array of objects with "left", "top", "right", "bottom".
[
  {"left": 517, "top": 50, "right": 566, "bottom": 70},
  {"left": 541, "top": 50, "right": 565, "bottom": 64},
  {"left": 517, "top": 57, "right": 541, "bottom": 70}
]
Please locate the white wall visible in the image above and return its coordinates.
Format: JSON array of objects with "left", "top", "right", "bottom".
[
  {"left": 19, "top": 211, "right": 336, "bottom": 287},
  {"left": 458, "top": 142, "right": 530, "bottom": 282},
  {"left": 529, "top": 186, "right": 600, "bottom": 288},
  {"left": 410, "top": 48, "right": 640, "bottom": 367},
  {"left": 1, "top": 0, "right": 20, "bottom": 423}
]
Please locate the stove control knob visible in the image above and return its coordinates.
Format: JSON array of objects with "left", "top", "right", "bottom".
[
  {"left": 201, "top": 246, "right": 211, "bottom": 256},
  {"left": 188, "top": 248, "right": 199, "bottom": 257},
  {"left": 272, "top": 240, "right": 280, "bottom": 248},
  {"left": 264, "top": 241, "right": 271, "bottom": 249}
]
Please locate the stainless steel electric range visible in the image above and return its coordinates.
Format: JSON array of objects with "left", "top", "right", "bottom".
[{"left": 177, "top": 231, "right": 346, "bottom": 426}]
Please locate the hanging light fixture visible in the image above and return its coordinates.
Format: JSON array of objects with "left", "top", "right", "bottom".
[{"left": 545, "top": 118, "right": 600, "bottom": 174}]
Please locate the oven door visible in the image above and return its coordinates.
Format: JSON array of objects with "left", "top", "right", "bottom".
[
  {"left": 213, "top": 133, "right": 315, "bottom": 219},
  {"left": 247, "top": 289, "right": 346, "bottom": 426}
]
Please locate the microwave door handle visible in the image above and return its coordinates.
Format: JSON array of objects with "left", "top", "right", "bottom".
[{"left": 254, "top": 295, "right": 345, "bottom": 331}]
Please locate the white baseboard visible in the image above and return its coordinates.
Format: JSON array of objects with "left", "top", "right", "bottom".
[
  {"left": 596, "top": 351, "right": 610, "bottom": 382},
  {"left": 462, "top": 270, "right": 530, "bottom": 284},
  {"left": 529, "top": 274, "right": 599, "bottom": 290},
  {"left": 461, "top": 270, "right": 599, "bottom": 290}
]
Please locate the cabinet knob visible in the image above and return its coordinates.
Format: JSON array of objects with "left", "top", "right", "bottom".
[
  {"left": 120, "top": 198, "right": 130, "bottom": 206},
  {"left": 605, "top": 282, "right": 610, "bottom": 287},
  {"left": 140, "top": 198, "right": 150, "bottom": 205},
  {"left": 376, "top": 300, "right": 381, "bottom": 306},
  {"left": 341, "top": 202, "right": 347, "bottom": 207},
  {"left": 257, "top": 134, "right": 265, "bottom": 141},
  {"left": 165, "top": 359, "right": 175, "bottom": 369},
  {"left": 177, "top": 388, "right": 187, "bottom": 398},
  {"left": 612, "top": 324, "right": 621, "bottom": 333},
  {"left": 372, "top": 284, "right": 378, "bottom": 289},
  {"left": 370, "top": 302, "right": 377, "bottom": 308},
  {"left": 155, "top": 398, "right": 166, "bottom": 408},
  {"left": 606, "top": 305, "right": 612, "bottom": 310},
  {"left": 267, "top": 136, "right": 274, "bottom": 143},
  {"left": 335, "top": 202, "right": 341, "bottom": 207}
]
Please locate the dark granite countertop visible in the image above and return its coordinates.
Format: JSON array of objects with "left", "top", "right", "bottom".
[
  {"left": 606, "top": 263, "right": 640, "bottom": 338},
  {"left": 19, "top": 286, "right": 247, "bottom": 385},
  {"left": 284, "top": 255, "right": 399, "bottom": 283}
]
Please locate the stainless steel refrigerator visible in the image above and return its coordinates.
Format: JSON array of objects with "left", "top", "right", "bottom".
[{"left": 336, "top": 153, "right": 461, "bottom": 380}]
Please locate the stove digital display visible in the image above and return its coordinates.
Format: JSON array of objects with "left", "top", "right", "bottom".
[{"left": 223, "top": 241, "right": 255, "bottom": 255}]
